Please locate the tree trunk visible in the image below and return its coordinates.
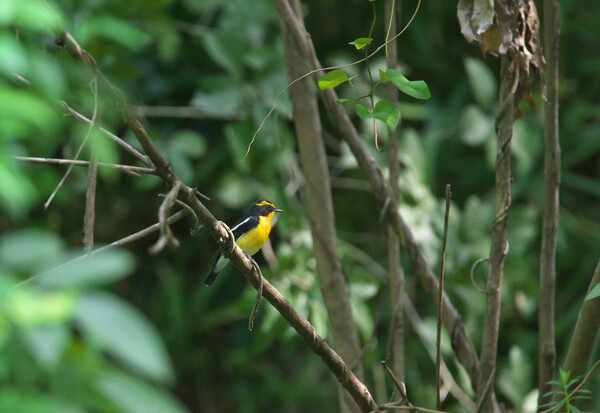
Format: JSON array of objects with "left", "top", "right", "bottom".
[
  {"left": 384, "top": 0, "right": 405, "bottom": 386},
  {"left": 538, "top": 0, "right": 560, "bottom": 408},
  {"left": 276, "top": 1, "right": 364, "bottom": 411},
  {"left": 559, "top": 259, "right": 600, "bottom": 406},
  {"left": 476, "top": 53, "right": 516, "bottom": 413}
]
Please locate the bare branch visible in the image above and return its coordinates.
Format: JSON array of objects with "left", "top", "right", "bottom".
[
  {"left": 61, "top": 101, "right": 154, "bottom": 167},
  {"left": 538, "top": 0, "right": 561, "bottom": 406},
  {"left": 55, "top": 29, "right": 378, "bottom": 413},
  {"left": 404, "top": 297, "right": 476, "bottom": 411},
  {"left": 45, "top": 78, "right": 99, "bottom": 210},
  {"left": 132, "top": 105, "right": 243, "bottom": 120},
  {"left": 436, "top": 185, "right": 452, "bottom": 410},
  {"left": 476, "top": 52, "right": 517, "bottom": 413},
  {"left": 558, "top": 258, "right": 600, "bottom": 408},
  {"left": 277, "top": 2, "right": 482, "bottom": 397},
  {"left": 21, "top": 209, "right": 190, "bottom": 286},
  {"left": 14, "top": 156, "right": 157, "bottom": 176},
  {"left": 149, "top": 183, "right": 182, "bottom": 255},
  {"left": 385, "top": 0, "right": 406, "bottom": 385},
  {"left": 83, "top": 154, "right": 98, "bottom": 250}
]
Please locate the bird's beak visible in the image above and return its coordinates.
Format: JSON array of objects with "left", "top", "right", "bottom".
[{"left": 275, "top": 208, "right": 283, "bottom": 213}]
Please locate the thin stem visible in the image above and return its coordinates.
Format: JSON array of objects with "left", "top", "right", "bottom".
[
  {"left": 14, "top": 156, "right": 157, "bottom": 176},
  {"left": 45, "top": 78, "right": 99, "bottom": 210},
  {"left": 436, "top": 184, "right": 452, "bottom": 410}
]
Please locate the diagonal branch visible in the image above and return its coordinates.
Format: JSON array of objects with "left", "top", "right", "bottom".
[
  {"left": 54, "top": 29, "right": 379, "bottom": 413},
  {"left": 276, "top": 1, "right": 482, "bottom": 396}
]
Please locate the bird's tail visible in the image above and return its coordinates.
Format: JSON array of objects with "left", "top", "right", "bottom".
[
  {"left": 204, "top": 269, "right": 219, "bottom": 286},
  {"left": 204, "top": 251, "right": 221, "bottom": 286},
  {"left": 204, "top": 251, "right": 231, "bottom": 286}
]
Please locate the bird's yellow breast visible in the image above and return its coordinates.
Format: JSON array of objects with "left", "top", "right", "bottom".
[{"left": 235, "top": 212, "right": 275, "bottom": 256}]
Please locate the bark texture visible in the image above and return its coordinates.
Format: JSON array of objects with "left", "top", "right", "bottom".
[
  {"left": 384, "top": 0, "right": 405, "bottom": 384},
  {"left": 276, "top": 1, "right": 365, "bottom": 411},
  {"left": 538, "top": 0, "right": 561, "bottom": 408},
  {"left": 559, "top": 259, "right": 600, "bottom": 406},
  {"left": 476, "top": 53, "right": 515, "bottom": 413}
]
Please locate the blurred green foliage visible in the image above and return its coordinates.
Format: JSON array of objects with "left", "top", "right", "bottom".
[{"left": 1, "top": 0, "right": 599, "bottom": 412}]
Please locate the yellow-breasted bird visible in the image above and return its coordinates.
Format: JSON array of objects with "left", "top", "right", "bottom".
[{"left": 204, "top": 199, "right": 282, "bottom": 286}]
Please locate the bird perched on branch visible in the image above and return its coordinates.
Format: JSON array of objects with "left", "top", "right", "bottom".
[{"left": 204, "top": 199, "right": 282, "bottom": 286}]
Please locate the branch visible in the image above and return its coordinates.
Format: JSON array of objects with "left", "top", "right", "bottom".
[
  {"left": 21, "top": 209, "right": 190, "bottom": 286},
  {"left": 83, "top": 154, "right": 98, "bottom": 250},
  {"left": 45, "top": 78, "right": 99, "bottom": 210},
  {"left": 384, "top": 0, "right": 406, "bottom": 385},
  {"left": 436, "top": 185, "right": 452, "bottom": 410},
  {"left": 538, "top": 0, "right": 561, "bottom": 407},
  {"left": 55, "top": 30, "right": 379, "bottom": 413},
  {"left": 14, "top": 156, "right": 157, "bottom": 176},
  {"left": 277, "top": 3, "right": 365, "bottom": 410},
  {"left": 476, "top": 52, "right": 517, "bottom": 413},
  {"left": 62, "top": 101, "right": 154, "bottom": 167},
  {"left": 559, "top": 258, "right": 600, "bottom": 402},
  {"left": 277, "top": 1, "right": 482, "bottom": 395}
]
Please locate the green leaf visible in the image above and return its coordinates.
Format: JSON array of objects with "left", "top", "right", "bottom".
[
  {"left": 559, "top": 367, "right": 571, "bottom": 384},
  {"left": 349, "top": 37, "right": 372, "bottom": 50},
  {"left": 318, "top": 69, "right": 349, "bottom": 90},
  {"left": 78, "top": 15, "right": 151, "bottom": 51},
  {"left": 20, "top": 325, "right": 69, "bottom": 371},
  {"left": 459, "top": 104, "right": 494, "bottom": 146},
  {"left": 585, "top": 283, "right": 600, "bottom": 301},
  {"left": 37, "top": 249, "right": 135, "bottom": 289},
  {"left": 0, "top": 229, "right": 64, "bottom": 274},
  {"left": 96, "top": 372, "right": 190, "bottom": 413},
  {"left": 464, "top": 57, "right": 497, "bottom": 108},
  {"left": 336, "top": 98, "right": 356, "bottom": 104},
  {"left": 382, "top": 69, "right": 431, "bottom": 100},
  {"left": 75, "top": 292, "right": 174, "bottom": 382},
  {"left": 354, "top": 100, "right": 400, "bottom": 131},
  {"left": 169, "top": 130, "right": 206, "bottom": 158}
]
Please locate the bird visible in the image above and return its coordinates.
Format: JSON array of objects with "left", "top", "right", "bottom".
[{"left": 204, "top": 199, "right": 282, "bottom": 286}]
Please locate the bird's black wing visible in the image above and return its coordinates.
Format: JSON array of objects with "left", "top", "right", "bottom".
[
  {"left": 204, "top": 215, "right": 260, "bottom": 286},
  {"left": 230, "top": 215, "right": 259, "bottom": 239}
]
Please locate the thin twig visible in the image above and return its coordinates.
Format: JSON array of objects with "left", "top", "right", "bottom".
[
  {"left": 45, "top": 79, "right": 99, "bottom": 210},
  {"left": 470, "top": 257, "right": 489, "bottom": 293},
  {"left": 248, "top": 260, "right": 264, "bottom": 331},
  {"left": 14, "top": 156, "right": 157, "bottom": 176},
  {"left": 403, "top": 297, "right": 476, "bottom": 411},
  {"left": 56, "top": 27, "right": 379, "bottom": 413},
  {"left": 61, "top": 101, "right": 153, "bottom": 167},
  {"left": 246, "top": 0, "right": 422, "bottom": 156},
  {"left": 381, "top": 361, "right": 409, "bottom": 402},
  {"left": 20, "top": 209, "right": 190, "bottom": 286},
  {"left": 149, "top": 183, "right": 182, "bottom": 254},
  {"left": 375, "top": 403, "right": 448, "bottom": 413},
  {"left": 83, "top": 154, "right": 98, "bottom": 250},
  {"left": 436, "top": 184, "right": 452, "bottom": 411}
]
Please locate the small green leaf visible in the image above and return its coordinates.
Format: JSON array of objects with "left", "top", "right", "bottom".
[
  {"left": 337, "top": 98, "right": 356, "bottom": 104},
  {"left": 354, "top": 100, "right": 399, "bottom": 131},
  {"left": 38, "top": 249, "right": 135, "bottom": 289},
  {"left": 585, "top": 283, "right": 600, "bottom": 301},
  {"left": 383, "top": 69, "right": 431, "bottom": 100},
  {"left": 97, "top": 372, "right": 190, "bottom": 413},
  {"left": 349, "top": 37, "right": 372, "bottom": 50},
  {"left": 355, "top": 103, "right": 370, "bottom": 118},
  {"left": 464, "top": 57, "right": 497, "bottom": 108},
  {"left": 318, "top": 69, "right": 349, "bottom": 90}
]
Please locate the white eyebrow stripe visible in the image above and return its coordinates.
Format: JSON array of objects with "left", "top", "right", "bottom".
[{"left": 231, "top": 217, "right": 252, "bottom": 232}]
